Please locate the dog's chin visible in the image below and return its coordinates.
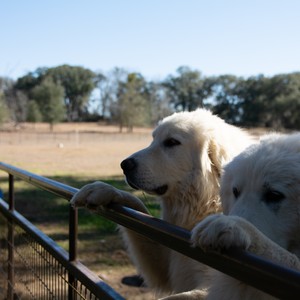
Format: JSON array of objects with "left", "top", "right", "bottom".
[{"left": 126, "top": 179, "right": 168, "bottom": 196}]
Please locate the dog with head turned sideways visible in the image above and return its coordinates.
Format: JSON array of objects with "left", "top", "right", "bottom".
[{"left": 71, "top": 109, "right": 254, "bottom": 297}]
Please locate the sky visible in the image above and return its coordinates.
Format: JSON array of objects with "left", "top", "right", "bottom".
[{"left": 1, "top": 0, "right": 300, "bottom": 81}]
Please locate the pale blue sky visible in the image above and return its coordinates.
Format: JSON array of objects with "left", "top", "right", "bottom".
[{"left": 1, "top": 0, "right": 300, "bottom": 81}]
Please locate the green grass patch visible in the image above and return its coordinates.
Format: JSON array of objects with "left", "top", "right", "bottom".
[
  {"left": 0, "top": 174, "right": 160, "bottom": 236},
  {"left": 0, "top": 172, "right": 160, "bottom": 270}
]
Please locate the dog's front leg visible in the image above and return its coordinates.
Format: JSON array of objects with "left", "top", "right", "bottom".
[
  {"left": 71, "top": 181, "right": 149, "bottom": 213},
  {"left": 71, "top": 181, "right": 172, "bottom": 293},
  {"left": 191, "top": 214, "right": 300, "bottom": 271}
]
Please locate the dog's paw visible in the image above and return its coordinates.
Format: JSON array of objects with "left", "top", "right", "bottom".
[
  {"left": 191, "top": 214, "right": 251, "bottom": 251},
  {"left": 70, "top": 181, "right": 122, "bottom": 209}
]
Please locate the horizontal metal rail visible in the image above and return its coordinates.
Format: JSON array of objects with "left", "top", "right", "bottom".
[{"left": 1, "top": 162, "right": 300, "bottom": 299}]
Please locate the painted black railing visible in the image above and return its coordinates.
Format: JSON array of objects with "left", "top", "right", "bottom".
[{"left": 0, "top": 162, "right": 300, "bottom": 299}]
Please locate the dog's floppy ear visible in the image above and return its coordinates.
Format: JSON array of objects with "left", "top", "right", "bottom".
[{"left": 207, "top": 139, "right": 228, "bottom": 179}]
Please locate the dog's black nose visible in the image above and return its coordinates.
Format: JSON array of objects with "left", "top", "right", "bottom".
[{"left": 121, "top": 158, "right": 136, "bottom": 171}]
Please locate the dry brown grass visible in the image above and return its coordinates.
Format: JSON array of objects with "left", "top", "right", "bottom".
[{"left": 0, "top": 122, "right": 153, "bottom": 177}]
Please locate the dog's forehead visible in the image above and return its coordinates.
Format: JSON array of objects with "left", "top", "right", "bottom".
[
  {"left": 225, "top": 134, "right": 300, "bottom": 188},
  {"left": 153, "top": 119, "right": 194, "bottom": 139}
]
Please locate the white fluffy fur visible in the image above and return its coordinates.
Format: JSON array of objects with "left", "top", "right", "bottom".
[
  {"left": 190, "top": 133, "right": 300, "bottom": 299},
  {"left": 71, "top": 109, "right": 253, "bottom": 297}
]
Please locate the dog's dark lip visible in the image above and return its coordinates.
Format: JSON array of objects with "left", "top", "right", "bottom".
[
  {"left": 153, "top": 185, "right": 168, "bottom": 195},
  {"left": 141, "top": 185, "right": 168, "bottom": 196},
  {"left": 126, "top": 179, "right": 140, "bottom": 190},
  {"left": 126, "top": 178, "right": 168, "bottom": 196}
]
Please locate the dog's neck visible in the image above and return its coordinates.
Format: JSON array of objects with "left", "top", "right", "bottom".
[
  {"left": 159, "top": 173, "right": 222, "bottom": 230},
  {"left": 160, "top": 194, "right": 221, "bottom": 230}
]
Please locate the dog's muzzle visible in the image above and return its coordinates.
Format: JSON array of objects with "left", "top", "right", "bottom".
[{"left": 120, "top": 158, "right": 168, "bottom": 195}]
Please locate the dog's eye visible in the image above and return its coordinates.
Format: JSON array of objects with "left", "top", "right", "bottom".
[
  {"left": 232, "top": 187, "right": 240, "bottom": 199},
  {"left": 264, "top": 190, "right": 285, "bottom": 203},
  {"left": 163, "top": 138, "right": 181, "bottom": 148}
]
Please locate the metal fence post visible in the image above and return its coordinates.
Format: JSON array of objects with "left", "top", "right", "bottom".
[
  {"left": 68, "top": 205, "right": 78, "bottom": 299},
  {"left": 7, "top": 174, "right": 15, "bottom": 300}
]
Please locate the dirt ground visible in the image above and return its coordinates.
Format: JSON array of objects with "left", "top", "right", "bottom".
[{"left": 0, "top": 122, "right": 153, "bottom": 177}]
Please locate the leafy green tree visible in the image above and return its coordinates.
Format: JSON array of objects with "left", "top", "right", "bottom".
[
  {"left": 164, "top": 66, "right": 213, "bottom": 111},
  {"left": 210, "top": 75, "right": 242, "bottom": 124},
  {"left": 31, "top": 78, "right": 65, "bottom": 130},
  {"left": 145, "top": 81, "right": 173, "bottom": 125},
  {"left": 103, "top": 67, "right": 129, "bottom": 120},
  {"left": 93, "top": 72, "right": 114, "bottom": 118},
  {"left": 15, "top": 65, "right": 95, "bottom": 122},
  {"left": 27, "top": 100, "right": 43, "bottom": 123},
  {"left": 47, "top": 65, "right": 96, "bottom": 121},
  {"left": 229, "top": 73, "right": 300, "bottom": 129},
  {"left": 266, "top": 73, "right": 300, "bottom": 129},
  {"left": 15, "top": 68, "right": 48, "bottom": 95},
  {"left": 112, "top": 73, "right": 149, "bottom": 132},
  {"left": 5, "top": 89, "right": 28, "bottom": 123},
  {"left": 235, "top": 75, "right": 270, "bottom": 127},
  {"left": 0, "top": 92, "right": 9, "bottom": 125},
  {"left": 0, "top": 77, "right": 12, "bottom": 123}
]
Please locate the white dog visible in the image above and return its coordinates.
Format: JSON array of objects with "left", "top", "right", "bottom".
[
  {"left": 190, "top": 133, "right": 300, "bottom": 299},
  {"left": 71, "top": 109, "right": 253, "bottom": 296}
]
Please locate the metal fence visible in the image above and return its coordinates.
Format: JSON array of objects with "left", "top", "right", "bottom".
[
  {"left": 0, "top": 162, "right": 300, "bottom": 299},
  {"left": 0, "top": 162, "right": 124, "bottom": 300}
]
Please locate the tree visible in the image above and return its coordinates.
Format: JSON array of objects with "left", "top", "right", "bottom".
[
  {"left": 164, "top": 66, "right": 213, "bottom": 111},
  {"left": 47, "top": 65, "right": 96, "bottom": 121},
  {"left": 211, "top": 75, "right": 244, "bottom": 124},
  {"left": 266, "top": 73, "right": 300, "bottom": 129},
  {"left": 15, "top": 68, "right": 48, "bottom": 94},
  {"left": 93, "top": 72, "right": 114, "bottom": 119},
  {"left": 235, "top": 75, "right": 270, "bottom": 127},
  {"left": 212, "top": 74, "right": 279, "bottom": 127},
  {"left": 0, "top": 77, "right": 13, "bottom": 124},
  {"left": 103, "top": 67, "right": 129, "bottom": 119},
  {"left": 1, "top": 76, "right": 28, "bottom": 124},
  {"left": 31, "top": 78, "right": 65, "bottom": 130},
  {"left": 112, "top": 73, "right": 149, "bottom": 132},
  {"left": 0, "top": 92, "right": 9, "bottom": 126},
  {"left": 232, "top": 73, "right": 300, "bottom": 129},
  {"left": 146, "top": 81, "right": 173, "bottom": 125},
  {"left": 15, "top": 65, "right": 96, "bottom": 122},
  {"left": 27, "top": 100, "right": 43, "bottom": 123}
]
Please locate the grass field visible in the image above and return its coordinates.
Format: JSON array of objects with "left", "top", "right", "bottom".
[{"left": 0, "top": 122, "right": 156, "bottom": 299}]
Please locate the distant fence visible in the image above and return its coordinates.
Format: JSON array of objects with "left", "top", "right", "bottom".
[
  {"left": 0, "top": 162, "right": 300, "bottom": 299},
  {"left": 0, "top": 131, "right": 150, "bottom": 146}
]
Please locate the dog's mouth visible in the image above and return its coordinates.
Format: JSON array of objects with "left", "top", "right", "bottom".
[
  {"left": 126, "top": 178, "right": 168, "bottom": 196},
  {"left": 153, "top": 185, "right": 168, "bottom": 195},
  {"left": 126, "top": 179, "right": 140, "bottom": 191}
]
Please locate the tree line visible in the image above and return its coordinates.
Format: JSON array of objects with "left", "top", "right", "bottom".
[{"left": 0, "top": 64, "right": 300, "bottom": 131}]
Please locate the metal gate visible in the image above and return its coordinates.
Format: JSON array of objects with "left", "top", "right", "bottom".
[{"left": 0, "top": 162, "right": 300, "bottom": 299}]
